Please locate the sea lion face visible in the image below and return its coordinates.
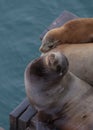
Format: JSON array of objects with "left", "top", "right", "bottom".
[
  {"left": 45, "top": 52, "right": 69, "bottom": 77},
  {"left": 40, "top": 30, "right": 61, "bottom": 53},
  {"left": 40, "top": 34, "right": 55, "bottom": 52},
  {"left": 30, "top": 52, "right": 69, "bottom": 82},
  {"left": 27, "top": 51, "right": 69, "bottom": 85}
]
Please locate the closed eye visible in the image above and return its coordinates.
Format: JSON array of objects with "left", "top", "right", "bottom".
[{"left": 48, "top": 45, "right": 54, "bottom": 48}]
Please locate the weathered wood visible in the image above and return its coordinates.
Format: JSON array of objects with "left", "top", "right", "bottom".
[
  {"left": 9, "top": 98, "right": 30, "bottom": 130},
  {"left": 40, "top": 10, "right": 79, "bottom": 40},
  {"left": 31, "top": 113, "right": 38, "bottom": 128},
  {"left": 18, "top": 106, "right": 37, "bottom": 130}
]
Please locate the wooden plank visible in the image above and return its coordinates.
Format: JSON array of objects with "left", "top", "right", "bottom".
[
  {"left": 18, "top": 105, "right": 37, "bottom": 130},
  {"left": 9, "top": 98, "right": 30, "bottom": 130},
  {"left": 31, "top": 114, "right": 38, "bottom": 128},
  {"left": 40, "top": 10, "right": 79, "bottom": 40}
]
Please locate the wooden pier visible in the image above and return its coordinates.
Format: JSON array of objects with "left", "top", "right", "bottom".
[
  {"left": 9, "top": 11, "right": 79, "bottom": 130},
  {"left": 9, "top": 98, "right": 37, "bottom": 130}
]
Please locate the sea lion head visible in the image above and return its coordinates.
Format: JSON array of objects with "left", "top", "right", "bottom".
[
  {"left": 25, "top": 51, "right": 69, "bottom": 88},
  {"left": 45, "top": 51, "right": 69, "bottom": 77},
  {"left": 39, "top": 28, "right": 62, "bottom": 53}
]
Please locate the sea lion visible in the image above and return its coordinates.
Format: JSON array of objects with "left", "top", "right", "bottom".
[
  {"left": 24, "top": 51, "right": 93, "bottom": 130},
  {"left": 24, "top": 52, "right": 69, "bottom": 111},
  {"left": 25, "top": 52, "right": 69, "bottom": 130},
  {"left": 39, "top": 18, "right": 93, "bottom": 53}
]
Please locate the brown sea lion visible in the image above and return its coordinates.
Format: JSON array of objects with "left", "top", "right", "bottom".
[
  {"left": 25, "top": 52, "right": 69, "bottom": 111},
  {"left": 39, "top": 18, "right": 93, "bottom": 53},
  {"left": 24, "top": 51, "right": 93, "bottom": 130}
]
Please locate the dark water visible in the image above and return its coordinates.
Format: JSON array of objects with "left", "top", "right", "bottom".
[{"left": 0, "top": 0, "right": 93, "bottom": 129}]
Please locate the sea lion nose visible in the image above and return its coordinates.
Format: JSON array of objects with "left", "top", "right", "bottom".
[
  {"left": 39, "top": 46, "right": 48, "bottom": 53},
  {"left": 39, "top": 46, "right": 43, "bottom": 52}
]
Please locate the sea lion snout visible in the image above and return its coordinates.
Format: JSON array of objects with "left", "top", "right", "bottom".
[
  {"left": 46, "top": 52, "right": 69, "bottom": 76},
  {"left": 39, "top": 44, "right": 53, "bottom": 52},
  {"left": 40, "top": 40, "right": 54, "bottom": 53},
  {"left": 40, "top": 39, "right": 61, "bottom": 53},
  {"left": 40, "top": 31, "right": 59, "bottom": 52}
]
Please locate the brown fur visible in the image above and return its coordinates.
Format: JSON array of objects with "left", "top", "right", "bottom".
[
  {"left": 24, "top": 52, "right": 69, "bottom": 110},
  {"left": 40, "top": 18, "right": 93, "bottom": 52}
]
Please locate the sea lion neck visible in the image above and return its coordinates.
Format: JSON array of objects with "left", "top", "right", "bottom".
[{"left": 60, "top": 71, "right": 74, "bottom": 89}]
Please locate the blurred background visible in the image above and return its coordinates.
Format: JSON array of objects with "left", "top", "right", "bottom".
[{"left": 0, "top": 0, "right": 93, "bottom": 129}]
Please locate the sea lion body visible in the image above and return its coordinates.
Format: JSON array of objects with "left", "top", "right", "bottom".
[
  {"left": 40, "top": 18, "right": 93, "bottom": 52},
  {"left": 53, "top": 72, "right": 93, "bottom": 130},
  {"left": 25, "top": 52, "right": 93, "bottom": 130}
]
